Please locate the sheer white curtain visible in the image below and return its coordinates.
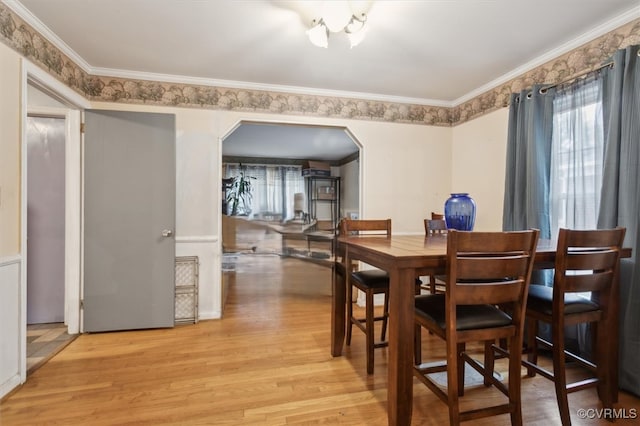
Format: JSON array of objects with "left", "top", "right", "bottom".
[
  {"left": 225, "top": 164, "right": 304, "bottom": 220},
  {"left": 549, "top": 76, "right": 605, "bottom": 356},
  {"left": 550, "top": 76, "right": 604, "bottom": 233}
]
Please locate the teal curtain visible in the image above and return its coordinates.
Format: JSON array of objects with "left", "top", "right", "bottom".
[
  {"left": 502, "top": 85, "right": 555, "bottom": 239},
  {"left": 598, "top": 45, "right": 640, "bottom": 396},
  {"left": 503, "top": 45, "right": 640, "bottom": 395}
]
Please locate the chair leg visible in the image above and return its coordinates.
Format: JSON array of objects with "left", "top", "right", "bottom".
[
  {"left": 551, "top": 322, "right": 571, "bottom": 426},
  {"left": 483, "top": 340, "right": 495, "bottom": 387},
  {"left": 346, "top": 284, "right": 354, "bottom": 346},
  {"left": 447, "top": 340, "right": 461, "bottom": 425},
  {"left": 595, "top": 320, "right": 613, "bottom": 409},
  {"left": 365, "top": 289, "right": 375, "bottom": 375},
  {"left": 429, "top": 274, "right": 436, "bottom": 294},
  {"left": 526, "top": 318, "right": 538, "bottom": 377},
  {"left": 508, "top": 334, "right": 524, "bottom": 426},
  {"left": 380, "top": 290, "right": 389, "bottom": 342},
  {"left": 457, "top": 343, "right": 465, "bottom": 397}
]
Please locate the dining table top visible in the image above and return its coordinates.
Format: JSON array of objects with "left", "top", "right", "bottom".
[{"left": 338, "top": 233, "right": 569, "bottom": 270}]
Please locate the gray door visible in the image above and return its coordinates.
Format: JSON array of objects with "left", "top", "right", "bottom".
[
  {"left": 83, "top": 110, "right": 175, "bottom": 332},
  {"left": 26, "top": 116, "right": 66, "bottom": 324}
]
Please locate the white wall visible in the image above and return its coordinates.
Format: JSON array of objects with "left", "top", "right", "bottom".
[
  {"left": 451, "top": 108, "right": 509, "bottom": 231},
  {"left": 347, "top": 120, "right": 453, "bottom": 233},
  {"left": 340, "top": 158, "right": 359, "bottom": 216},
  {"left": 0, "top": 256, "right": 21, "bottom": 398},
  {"left": 0, "top": 43, "right": 23, "bottom": 400},
  {"left": 0, "top": 43, "right": 21, "bottom": 257}
]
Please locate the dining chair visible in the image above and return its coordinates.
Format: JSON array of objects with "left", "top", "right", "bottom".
[
  {"left": 522, "top": 227, "right": 626, "bottom": 426},
  {"left": 339, "top": 218, "right": 392, "bottom": 375},
  {"left": 339, "top": 218, "right": 422, "bottom": 375},
  {"left": 414, "top": 229, "right": 539, "bottom": 425},
  {"left": 431, "top": 211, "right": 445, "bottom": 220},
  {"left": 422, "top": 218, "right": 448, "bottom": 294}
]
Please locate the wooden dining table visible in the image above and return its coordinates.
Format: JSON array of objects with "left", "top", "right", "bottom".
[{"left": 331, "top": 233, "right": 630, "bottom": 426}]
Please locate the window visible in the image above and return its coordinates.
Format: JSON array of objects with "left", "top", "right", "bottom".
[
  {"left": 224, "top": 163, "right": 304, "bottom": 220},
  {"left": 549, "top": 77, "right": 604, "bottom": 233}
]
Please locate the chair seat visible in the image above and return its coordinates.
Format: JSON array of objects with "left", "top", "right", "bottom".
[
  {"left": 351, "top": 269, "right": 422, "bottom": 290},
  {"left": 527, "top": 284, "right": 599, "bottom": 316},
  {"left": 415, "top": 294, "right": 512, "bottom": 331},
  {"left": 351, "top": 269, "right": 390, "bottom": 289}
]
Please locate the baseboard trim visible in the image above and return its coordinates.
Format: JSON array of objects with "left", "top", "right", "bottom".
[
  {"left": 176, "top": 235, "right": 219, "bottom": 244},
  {"left": 0, "top": 374, "right": 22, "bottom": 400}
]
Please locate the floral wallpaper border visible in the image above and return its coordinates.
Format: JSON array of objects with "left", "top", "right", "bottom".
[{"left": 1, "top": 3, "right": 638, "bottom": 127}]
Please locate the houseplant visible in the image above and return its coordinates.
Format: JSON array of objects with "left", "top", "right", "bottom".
[{"left": 225, "top": 164, "right": 256, "bottom": 216}]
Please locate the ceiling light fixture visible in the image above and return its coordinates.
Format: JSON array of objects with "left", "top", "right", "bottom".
[{"left": 306, "top": 2, "right": 368, "bottom": 49}]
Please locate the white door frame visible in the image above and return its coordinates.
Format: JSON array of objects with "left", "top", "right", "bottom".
[{"left": 20, "top": 60, "right": 89, "bottom": 381}]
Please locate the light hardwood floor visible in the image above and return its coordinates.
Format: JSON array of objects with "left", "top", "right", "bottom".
[{"left": 1, "top": 254, "right": 639, "bottom": 425}]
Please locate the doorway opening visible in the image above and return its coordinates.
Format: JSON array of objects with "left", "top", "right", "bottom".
[
  {"left": 220, "top": 121, "right": 361, "bottom": 311},
  {"left": 25, "top": 113, "right": 77, "bottom": 374},
  {"left": 26, "top": 114, "right": 66, "bottom": 326},
  {"left": 19, "top": 66, "right": 87, "bottom": 383}
]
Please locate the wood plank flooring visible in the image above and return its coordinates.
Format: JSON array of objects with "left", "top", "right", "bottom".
[{"left": 2, "top": 254, "right": 639, "bottom": 425}]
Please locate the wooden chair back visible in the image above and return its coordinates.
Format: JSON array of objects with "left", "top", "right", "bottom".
[
  {"left": 431, "top": 212, "right": 444, "bottom": 220},
  {"left": 446, "top": 229, "right": 539, "bottom": 327},
  {"left": 552, "top": 227, "right": 625, "bottom": 315},
  {"left": 422, "top": 218, "right": 448, "bottom": 294},
  {"left": 335, "top": 218, "right": 392, "bottom": 274},
  {"left": 340, "top": 219, "right": 391, "bottom": 237},
  {"left": 424, "top": 219, "right": 447, "bottom": 236}
]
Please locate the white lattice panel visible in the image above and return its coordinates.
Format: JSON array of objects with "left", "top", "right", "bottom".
[
  {"left": 175, "top": 289, "right": 197, "bottom": 323},
  {"left": 175, "top": 256, "right": 199, "bottom": 324},
  {"left": 175, "top": 256, "right": 198, "bottom": 287}
]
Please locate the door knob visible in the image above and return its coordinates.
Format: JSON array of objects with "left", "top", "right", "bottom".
[{"left": 162, "top": 229, "right": 173, "bottom": 237}]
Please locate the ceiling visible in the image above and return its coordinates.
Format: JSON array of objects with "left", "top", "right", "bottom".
[
  {"left": 223, "top": 122, "right": 357, "bottom": 163},
  {"left": 8, "top": 0, "right": 639, "bottom": 161}
]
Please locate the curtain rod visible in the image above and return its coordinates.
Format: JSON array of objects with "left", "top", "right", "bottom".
[
  {"left": 538, "top": 60, "right": 613, "bottom": 94},
  {"left": 513, "top": 49, "right": 639, "bottom": 103}
]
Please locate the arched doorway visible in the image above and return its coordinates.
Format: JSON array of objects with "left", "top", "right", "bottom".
[{"left": 219, "top": 121, "right": 361, "bottom": 310}]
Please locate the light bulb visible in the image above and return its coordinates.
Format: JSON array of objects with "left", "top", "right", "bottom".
[{"left": 307, "top": 20, "right": 329, "bottom": 48}]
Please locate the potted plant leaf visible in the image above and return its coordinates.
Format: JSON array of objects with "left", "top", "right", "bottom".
[{"left": 225, "top": 164, "right": 256, "bottom": 216}]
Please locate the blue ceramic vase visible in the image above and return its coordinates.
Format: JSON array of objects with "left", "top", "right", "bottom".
[{"left": 444, "top": 193, "right": 476, "bottom": 231}]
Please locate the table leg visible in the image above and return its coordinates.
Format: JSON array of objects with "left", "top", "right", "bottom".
[
  {"left": 331, "top": 256, "right": 347, "bottom": 357},
  {"left": 387, "top": 268, "right": 415, "bottom": 426}
]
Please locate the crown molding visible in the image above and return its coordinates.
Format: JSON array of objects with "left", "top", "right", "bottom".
[{"left": 90, "top": 66, "right": 453, "bottom": 107}]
